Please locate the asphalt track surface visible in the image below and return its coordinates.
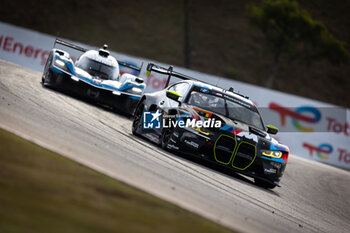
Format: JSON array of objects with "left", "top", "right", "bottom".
[{"left": 0, "top": 59, "right": 349, "bottom": 233}]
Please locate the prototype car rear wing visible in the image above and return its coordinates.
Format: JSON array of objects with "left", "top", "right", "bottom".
[
  {"left": 54, "top": 38, "right": 143, "bottom": 74},
  {"left": 146, "top": 63, "right": 203, "bottom": 88},
  {"left": 54, "top": 38, "right": 87, "bottom": 53}
]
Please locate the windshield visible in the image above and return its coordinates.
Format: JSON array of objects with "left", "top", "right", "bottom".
[
  {"left": 76, "top": 56, "right": 118, "bottom": 80},
  {"left": 187, "top": 91, "right": 264, "bottom": 130}
]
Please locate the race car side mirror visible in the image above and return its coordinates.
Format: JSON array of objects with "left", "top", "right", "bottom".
[
  {"left": 166, "top": 90, "right": 182, "bottom": 104},
  {"left": 266, "top": 125, "right": 278, "bottom": 135},
  {"left": 146, "top": 63, "right": 154, "bottom": 76}
]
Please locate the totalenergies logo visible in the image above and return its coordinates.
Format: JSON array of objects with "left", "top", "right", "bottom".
[
  {"left": 303, "top": 142, "right": 333, "bottom": 160},
  {"left": 269, "top": 102, "right": 321, "bottom": 132}
]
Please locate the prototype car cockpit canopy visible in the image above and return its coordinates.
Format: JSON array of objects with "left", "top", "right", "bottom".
[{"left": 75, "top": 45, "right": 120, "bottom": 81}]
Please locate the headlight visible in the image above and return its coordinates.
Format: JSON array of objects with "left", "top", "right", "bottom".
[
  {"left": 261, "top": 150, "right": 282, "bottom": 158},
  {"left": 194, "top": 126, "right": 210, "bottom": 136},
  {"left": 54, "top": 59, "right": 66, "bottom": 68},
  {"left": 131, "top": 87, "right": 143, "bottom": 94},
  {"left": 126, "top": 87, "right": 143, "bottom": 94},
  {"left": 71, "top": 76, "right": 79, "bottom": 82},
  {"left": 187, "top": 122, "right": 211, "bottom": 136},
  {"left": 54, "top": 59, "right": 70, "bottom": 72}
]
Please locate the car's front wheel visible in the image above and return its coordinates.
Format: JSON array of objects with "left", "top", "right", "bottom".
[
  {"left": 42, "top": 52, "right": 53, "bottom": 86},
  {"left": 42, "top": 66, "right": 53, "bottom": 86},
  {"left": 161, "top": 128, "right": 173, "bottom": 150},
  {"left": 132, "top": 100, "right": 144, "bottom": 135}
]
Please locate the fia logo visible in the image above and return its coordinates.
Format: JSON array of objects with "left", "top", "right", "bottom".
[{"left": 143, "top": 110, "right": 161, "bottom": 129}]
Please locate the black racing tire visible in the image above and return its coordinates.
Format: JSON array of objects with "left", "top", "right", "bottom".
[
  {"left": 254, "top": 178, "right": 277, "bottom": 189},
  {"left": 132, "top": 100, "right": 145, "bottom": 135},
  {"left": 42, "top": 52, "right": 53, "bottom": 86},
  {"left": 161, "top": 128, "right": 173, "bottom": 150},
  {"left": 42, "top": 69, "right": 54, "bottom": 87}
]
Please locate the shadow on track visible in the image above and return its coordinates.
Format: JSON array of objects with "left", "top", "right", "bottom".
[{"left": 130, "top": 132, "right": 280, "bottom": 197}]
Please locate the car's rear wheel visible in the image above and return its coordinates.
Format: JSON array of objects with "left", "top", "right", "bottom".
[
  {"left": 254, "top": 178, "right": 277, "bottom": 189},
  {"left": 132, "top": 100, "right": 144, "bottom": 135}
]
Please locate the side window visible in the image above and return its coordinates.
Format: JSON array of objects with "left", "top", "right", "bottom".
[
  {"left": 75, "top": 55, "right": 81, "bottom": 65},
  {"left": 168, "top": 82, "right": 190, "bottom": 98}
]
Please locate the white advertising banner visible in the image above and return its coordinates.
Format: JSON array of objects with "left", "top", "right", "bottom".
[{"left": 1, "top": 21, "right": 349, "bottom": 170}]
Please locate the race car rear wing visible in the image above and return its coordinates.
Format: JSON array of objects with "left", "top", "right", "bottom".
[
  {"left": 146, "top": 62, "right": 250, "bottom": 99},
  {"left": 54, "top": 38, "right": 143, "bottom": 74},
  {"left": 54, "top": 38, "right": 87, "bottom": 53},
  {"left": 146, "top": 63, "right": 202, "bottom": 88}
]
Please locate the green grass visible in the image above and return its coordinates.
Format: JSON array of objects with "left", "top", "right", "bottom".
[{"left": 0, "top": 128, "right": 237, "bottom": 233}]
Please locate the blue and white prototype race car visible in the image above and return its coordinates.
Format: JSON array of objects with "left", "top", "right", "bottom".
[{"left": 42, "top": 39, "right": 145, "bottom": 115}]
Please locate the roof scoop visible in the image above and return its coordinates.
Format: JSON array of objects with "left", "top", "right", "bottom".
[{"left": 99, "top": 44, "right": 110, "bottom": 57}]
